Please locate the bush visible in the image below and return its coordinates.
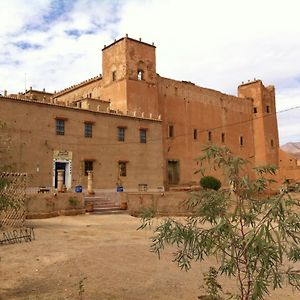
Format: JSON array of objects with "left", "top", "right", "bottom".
[{"left": 200, "top": 176, "right": 221, "bottom": 191}]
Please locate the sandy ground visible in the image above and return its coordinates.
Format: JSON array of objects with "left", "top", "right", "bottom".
[{"left": 1, "top": 214, "right": 300, "bottom": 300}]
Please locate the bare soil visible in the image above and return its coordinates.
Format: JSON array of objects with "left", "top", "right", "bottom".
[{"left": 1, "top": 214, "right": 299, "bottom": 300}]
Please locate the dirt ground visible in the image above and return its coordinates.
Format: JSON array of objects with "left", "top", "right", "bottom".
[{"left": 1, "top": 214, "right": 300, "bottom": 300}]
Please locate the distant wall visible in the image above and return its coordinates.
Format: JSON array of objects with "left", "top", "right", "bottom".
[
  {"left": 121, "top": 191, "right": 190, "bottom": 216},
  {"left": 26, "top": 192, "right": 84, "bottom": 219}
]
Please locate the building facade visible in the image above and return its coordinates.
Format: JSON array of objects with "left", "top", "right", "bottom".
[{"left": 0, "top": 36, "right": 298, "bottom": 191}]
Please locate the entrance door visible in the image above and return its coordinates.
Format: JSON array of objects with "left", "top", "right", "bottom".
[
  {"left": 54, "top": 162, "right": 66, "bottom": 188},
  {"left": 167, "top": 160, "right": 180, "bottom": 185}
]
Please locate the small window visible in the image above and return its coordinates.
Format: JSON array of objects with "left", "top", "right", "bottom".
[
  {"left": 140, "top": 129, "right": 147, "bottom": 143},
  {"left": 84, "top": 160, "right": 93, "bottom": 176},
  {"left": 137, "top": 70, "right": 144, "bottom": 80},
  {"left": 208, "top": 131, "right": 212, "bottom": 142},
  {"left": 118, "top": 127, "right": 125, "bottom": 142},
  {"left": 168, "top": 125, "right": 174, "bottom": 138},
  {"left": 240, "top": 136, "right": 244, "bottom": 146},
  {"left": 193, "top": 129, "right": 198, "bottom": 140},
  {"left": 221, "top": 132, "right": 225, "bottom": 143},
  {"left": 266, "top": 105, "right": 270, "bottom": 113},
  {"left": 119, "top": 162, "right": 127, "bottom": 177},
  {"left": 271, "top": 139, "right": 274, "bottom": 148},
  {"left": 112, "top": 71, "right": 116, "bottom": 81},
  {"left": 253, "top": 107, "right": 257, "bottom": 114},
  {"left": 138, "top": 184, "right": 148, "bottom": 192},
  {"left": 56, "top": 119, "right": 65, "bottom": 135},
  {"left": 84, "top": 123, "right": 93, "bottom": 138}
]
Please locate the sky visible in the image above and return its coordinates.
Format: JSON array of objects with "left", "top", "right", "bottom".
[{"left": 0, "top": 0, "right": 299, "bottom": 145}]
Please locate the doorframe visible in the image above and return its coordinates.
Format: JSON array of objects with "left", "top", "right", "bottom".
[{"left": 52, "top": 159, "right": 72, "bottom": 189}]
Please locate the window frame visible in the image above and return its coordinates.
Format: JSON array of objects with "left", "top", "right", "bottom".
[
  {"left": 117, "top": 126, "right": 126, "bottom": 142},
  {"left": 84, "top": 160, "right": 94, "bottom": 176},
  {"left": 55, "top": 118, "right": 65, "bottom": 135},
  {"left": 208, "top": 131, "right": 212, "bottom": 142},
  {"left": 193, "top": 129, "right": 198, "bottom": 140},
  {"left": 137, "top": 69, "right": 144, "bottom": 80},
  {"left": 112, "top": 70, "right": 116, "bottom": 81},
  {"left": 84, "top": 122, "right": 93, "bottom": 138},
  {"left": 140, "top": 128, "right": 147, "bottom": 143},
  {"left": 221, "top": 132, "right": 225, "bottom": 143},
  {"left": 168, "top": 125, "right": 174, "bottom": 138},
  {"left": 118, "top": 161, "right": 127, "bottom": 177}
]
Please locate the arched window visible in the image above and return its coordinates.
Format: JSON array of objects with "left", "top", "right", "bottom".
[{"left": 137, "top": 69, "right": 144, "bottom": 80}]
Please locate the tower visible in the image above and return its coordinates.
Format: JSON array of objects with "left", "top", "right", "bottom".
[
  {"left": 101, "top": 36, "right": 158, "bottom": 116},
  {"left": 238, "top": 80, "right": 279, "bottom": 167}
]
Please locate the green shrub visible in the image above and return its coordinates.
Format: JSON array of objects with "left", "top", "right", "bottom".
[
  {"left": 200, "top": 176, "right": 221, "bottom": 191},
  {"left": 69, "top": 196, "right": 79, "bottom": 207}
]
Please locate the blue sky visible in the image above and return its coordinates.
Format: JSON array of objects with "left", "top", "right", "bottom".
[{"left": 0, "top": 0, "right": 299, "bottom": 145}]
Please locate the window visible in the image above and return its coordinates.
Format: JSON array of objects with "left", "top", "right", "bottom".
[
  {"left": 84, "top": 160, "right": 93, "bottom": 176},
  {"left": 266, "top": 105, "right": 270, "bottom": 113},
  {"left": 112, "top": 70, "right": 116, "bottom": 81},
  {"left": 137, "top": 69, "right": 144, "bottom": 80},
  {"left": 193, "top": 129, "right": 198, "bottom": 140},
  {"left": 208, "top": 131, "right": 212, "bottom": 142},
  {"left": 271, "top": 139, "right": 274, "bottom": 148},
  {"left": 221, "top": 132, "right": 225, "bottom": 143},
  {"left": 140, "top": 128, "right": 147, "bottom": 143},
  {"left": 138, "top": 184, "right": 148, "bottom": 192},
  {"left": 84, "top": 123, "right": 93, "bottom": 138},
  {"left": 118, "top": 127, "right": 125, "bottom": 141},
  {"left": 240, "top": 136, "right": 244, "bottom": 146},
  {"left": 56, "top": 119, "right": 65, "bottom": 135},
  {"left": 253, "top": 107, "right": 257, "bottom": 114},
  {"left": 119, "top": 161, "right": 127, "bottom": 177},
  {"left": 168, "top": 125, "right": 174, "bottom": 138}
]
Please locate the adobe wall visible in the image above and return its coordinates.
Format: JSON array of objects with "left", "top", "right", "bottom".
[
  {"left": 157, "top": 76, "right": 256, "bottom": 186},
  {"left": 238, "top": 80, "right": 279, "bottom": 167},
  {"left": 277, "top": 149, "right": 300, "bottom": 183},
  {"left": 54, "top": 77, "right": 103, "bottom": 104},
  {"left": 0, "top": 96, "right": 164, "bottom": 191}
]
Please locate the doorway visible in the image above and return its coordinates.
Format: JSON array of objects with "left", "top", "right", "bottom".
[
  {"left": 54, "top": 162, "right": 66, "bottom": 188},
  {"left": 167, "top": 160, "right": 180, "bottom": 185}
]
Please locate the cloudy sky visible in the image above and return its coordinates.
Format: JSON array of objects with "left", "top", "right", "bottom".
[{"left": 0, "top": 0, "right": 299, "bottom": 145}]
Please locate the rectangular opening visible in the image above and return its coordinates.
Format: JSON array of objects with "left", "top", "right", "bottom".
[
  {"left": 253, "top": 107, "right": 257, "bottom": 114},
  {"left": 208, "top": 131, "right": 212, "bottom": 142},
  {"left": 167, "top": 160, "right": 180, "bottom": 185},
  {"left": 112, "top": 71, "right": 116, "bottom": 81},
  {"left": 168, "top": 125, "right": 174, "bottom": 138},
  {"left": 56, "top": 119, "right": 65, "bottom": 135},
  {"left": 193, "top": 129, "right": 197, "bottom": 140},
  {"left": 138, "top": 184, "right": 148, "bottom": 192},
  {"left": 240, "top": 136, "right": 244, "bottom": 146},
  {"left": 221, "top": 132, "right": 225, "bottom": 143},
  {"left": 84, "top": 123, "right": 93, "bottom": 138},
  {"left": 119, "top": 161, "right": 127, "bottom": 177},
  {"left": 266, "top": 105, "right": 270, "bottom": 113},
  {"left": 84, "top": 160, "right": 93, "bottom": 176},
  {"left": 118, "top": 127, "right": 125, "bottom": 142},
  {"left": 140, "top": 129, "right": 147, "bottom": 143}
]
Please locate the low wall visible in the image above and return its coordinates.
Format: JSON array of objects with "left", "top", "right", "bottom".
[
  {"left": 26, "top": 192, "right": 85, "bottom": 219},
  {"left": 120, "top": 191, "right": 189, "bottom": 216}
]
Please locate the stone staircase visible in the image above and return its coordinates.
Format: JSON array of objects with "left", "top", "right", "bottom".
[{"left": 84, "top": 195, "right": 125, "bottom": 215}]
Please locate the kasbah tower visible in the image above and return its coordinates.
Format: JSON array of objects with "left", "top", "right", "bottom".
[{"left": 1, "top": 35, "right": 299, "bottom": 191}]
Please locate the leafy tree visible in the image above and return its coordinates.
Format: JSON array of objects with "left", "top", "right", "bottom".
[
  {"left": 200, "top": 176, "right": 221, "bottom": 191},
  {"left": 140, "top": 145, "right": 300, "bottom": 300}
]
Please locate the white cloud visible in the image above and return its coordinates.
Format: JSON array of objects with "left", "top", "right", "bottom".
[{"left": 0, "top": 0, "right": 299, "bottom": 143}]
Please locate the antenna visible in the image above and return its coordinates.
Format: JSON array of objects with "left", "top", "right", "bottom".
[{"left": 24, "top": 72, "right": 27, "bottom": 99}]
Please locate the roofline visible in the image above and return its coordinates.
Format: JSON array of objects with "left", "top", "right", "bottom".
[
  {"left": 0, "top": 95, "right": 162, "bottom": 122},
  {"left": 102, "top": 36, "right": 156, "bottom": 51}
]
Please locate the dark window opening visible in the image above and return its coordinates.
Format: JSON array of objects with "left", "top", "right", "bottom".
[
  {"left": 168, "top": 125, "right": 174, "bottom": 138},
  {"left": 240, "top": 136, "right": 244, "bottom": 146},
  {"left": 138, "top": 184, "right": 148, "bottom": 192},
  {"left": 266, "top": 105, "right": 270, "bottom": 113},
  {"left": 119, "top": 162, "right": 127, "bottom": 177},
  {"left": 56, "top": 119, "right": 65, "bottom": 135},
  {"left": 271, "top": 139, "right": 274, "bottom": 148},
  {"left": 137, "top": 69, "right": 144, "bottom": 80},
  {"left": 221, "top": 132, "right": 225, "bottom": 143},
  {"left": 208, "top": 131, "right": 212, "bottom": 141},
  {"left": 253, "top": 107, "right": 257, "bottom": 114},
  {"left": 168, "top": 160, "right": 180, "bottom": 185},
  {"left": 118, "top": 127, "right": 125, "bottom": 142},
  {"left": 193, "top": 129, "right": 198, "bottom": 140},
  {"left": 112, "top": 71, "right": 116, "bottom": 81},
  {"left": 84, "top": 160, "right": 93, "bottom": 176},
  {"left": 140, "top": 129, "right": 147, "bottom": 143},
  {"left": 84, "top": 123, "right": 93, "bottom": 138}
]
